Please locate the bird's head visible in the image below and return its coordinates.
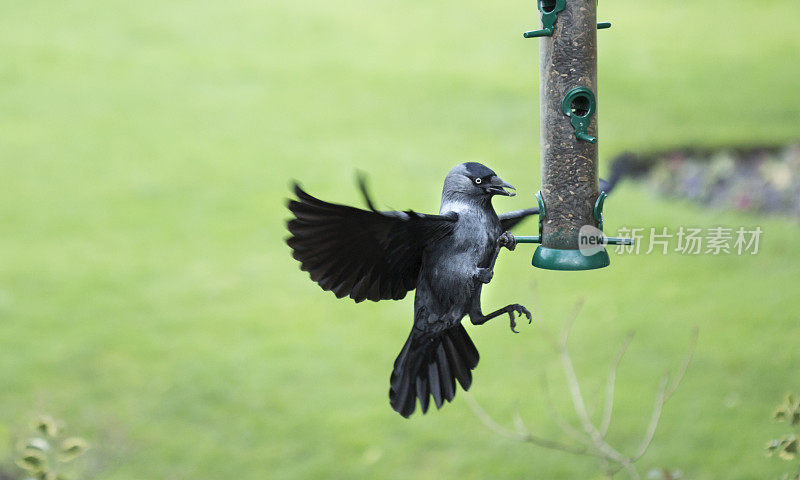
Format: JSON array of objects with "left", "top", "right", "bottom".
[{"left": 442, "top": 162, "right": 516, "bottom": 202}]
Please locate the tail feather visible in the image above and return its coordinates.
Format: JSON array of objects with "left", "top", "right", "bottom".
[
  {"left": 428, "top": 362, "right": 443, "bottom": 409},
  {"left": 453, "top": 326, "right": 479, "bottom": 368},
  {"left": 389, "top": 324, "right": 480, "bottom": 418},
  {"left": 416, "top": 376, "right": 430, "bottom": 414},
  {"left": 437, "top": 344, "right": 455, "bottom": 401},
  {"left": 443, "top": 335, "right": 472, "bottom": 389}
]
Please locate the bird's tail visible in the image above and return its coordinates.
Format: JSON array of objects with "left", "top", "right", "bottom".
[{"left": 389, "top": 324, "right": 479, "bottom": 418}]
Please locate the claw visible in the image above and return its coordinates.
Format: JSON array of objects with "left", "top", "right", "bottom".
[
  {"left": 511, "top": 304, "right": 533, "bottom": 330},
  {"left": 509, "top": 310, "right": 519, "bottom": 333},
  {"left": 520, "top": 306, "right": 532, "bottom": 323}
]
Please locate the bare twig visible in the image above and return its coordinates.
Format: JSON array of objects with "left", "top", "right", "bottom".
[
  {"left": 632, "top": 328, "right": 698, "bottom": 461},
  {"left": 557, "top": 302, "right": 592, "bottom": 433},
  {"left": 631, "top": 374, "right": 670, "bottom": 461},
  {"left": 559, "top": 299, "right": 585, "bottom": 345},
  {"left": 600, "top": 332, "right": 635, "bottom": 437},
  {"left": 540, "top": 373, "right": 592, "bottom": 446},
  {"left": 511, "top": 405, "right": 528, "bottom": 436},
  {"left": 608, "top": 328, "right": 699, "bottom": 477},
  {"left": 465, "top": 393, "right": 601, "bottom": 458},
  {"left": 556, "top": 301, "right": 632, "bottom": 469},
  {"left": 468, "top": 299, "right": 697, "bottom": 480},
  {"left": 665, "top": 327, "right": 698, "bottom": 401},
  {"left": 465, "top": 392, "right": 527, "bottom": 441}
]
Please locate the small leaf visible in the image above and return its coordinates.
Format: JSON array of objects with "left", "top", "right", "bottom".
[
  {"left": 775, "top": 407, "right": 788, "bottom": 422},
  {"left": 58, "top": 437, "right": 89, "bottom": 462},
  {"left": 779, "top": 435, "right": 798, "bottom": 461},
  {"left": 15, "top": 449, "right": 47, "bottom": 472},
  {"left": 33, "top": 416, "right": 58, "bottom": 438}
]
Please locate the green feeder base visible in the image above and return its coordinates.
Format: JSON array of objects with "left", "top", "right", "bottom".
[{"left": 532, "top": 246, "right": 610, "bottom": 271}]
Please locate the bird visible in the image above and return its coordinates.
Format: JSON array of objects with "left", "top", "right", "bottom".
[{"left": 286, "top": 162, "right": 540, "bottom": 418}]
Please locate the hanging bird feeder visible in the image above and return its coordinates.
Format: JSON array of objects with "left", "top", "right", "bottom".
[{"left": 515, "top": 0, "right": 631, "bottom": 270}]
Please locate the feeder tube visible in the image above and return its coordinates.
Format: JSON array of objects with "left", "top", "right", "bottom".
[{"left": 539, "top": 0, "right": 599, "bottom": 251}]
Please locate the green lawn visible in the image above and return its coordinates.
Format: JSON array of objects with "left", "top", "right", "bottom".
[{"left": 1, "top": 0, "right": 799, "bottom": 478}]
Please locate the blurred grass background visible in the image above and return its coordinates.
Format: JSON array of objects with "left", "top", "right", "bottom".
[{"left": 1, "top": 0, "right": 799, "bottom": 478}]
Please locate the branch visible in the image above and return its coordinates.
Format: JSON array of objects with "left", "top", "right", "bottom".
[
  {"left": 556, "top": 301, "right": 634, "bottom": 469},
  {"left": 600, "top": 331, "right": 635, "bottom": 437},
  {"left": 632, "top": 374, "right": 669, "bottom": 461},
  {"left": 540, "top": 373, "right": 592, "bottom": 447},
  {"left": 558, "top": 302, "right": 593, "bottom": 433},
  {"left": 464, "top": 392, "right": 527, "bottom": 441},
  {"left": 608, "top": 327, "right": 699, "bottom": 477},
  {"left": 632, "top": 327, "right": 698, "bottom": 461},
  {"left": 665, "top": 327, "right": 698, "bottom": 401},
  {"left": 468, "top": 300, "right": 697, "bottom": 480},
  {"left": 464, "top": 393, "right": 601, "bottom": 458}
]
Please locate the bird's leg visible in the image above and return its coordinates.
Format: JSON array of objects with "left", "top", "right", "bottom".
[
  {"left": 477, "top": 232, "right": 517, "bottom": 283},
  {"left": 475, "top": 267, "right": 494, "bottom": 284},
  {"left": 469, "top": 232, "right": 530, "bottom": 333},
  {"left": 469, "top": 304, "right": 532, "bottom": 333}
]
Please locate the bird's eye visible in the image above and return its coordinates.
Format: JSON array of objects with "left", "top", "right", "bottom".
[{"left": 474, "top": 178, "right": 482, "bottom": 184}]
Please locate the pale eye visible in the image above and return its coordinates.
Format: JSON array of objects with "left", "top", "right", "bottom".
[{"left": 474, "top": 178, "right": 482, "bottom": 184}]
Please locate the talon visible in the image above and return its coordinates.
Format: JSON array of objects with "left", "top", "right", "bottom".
[
  {"left": 514, "top": 304, "right": 533, "bottom": 326},
  {"left": 509, "top": 310, "right": 519, "bottom": 333}
]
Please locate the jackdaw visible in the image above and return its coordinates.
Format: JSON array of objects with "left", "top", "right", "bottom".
[{"left": 286, "top": 162, "right": 540, "bottom": 417}]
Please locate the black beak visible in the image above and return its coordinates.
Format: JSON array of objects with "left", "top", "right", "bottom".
[{"left": 485, "top": 176, "right": 516, "bottom": 197}]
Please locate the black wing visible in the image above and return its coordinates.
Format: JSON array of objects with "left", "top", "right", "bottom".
[
  {"left": 286, "top": 184, "right": 457, "bottom": 303},
  {"left": 499, "top": 208, "right": 540, "bottom": 231}
]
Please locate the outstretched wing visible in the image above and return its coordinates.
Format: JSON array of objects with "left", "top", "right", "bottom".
[
  {"left": 286, "top": 184, "right": 457, "bottom": 303},
  {"left": 499, "top": 207, "right": 540, "bottom": 231}
]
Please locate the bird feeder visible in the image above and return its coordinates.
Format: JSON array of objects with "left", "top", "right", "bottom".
[{"left": 515, "top": 0, "right": 631, "bottom": 270}]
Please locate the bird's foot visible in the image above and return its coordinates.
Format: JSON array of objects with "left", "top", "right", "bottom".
[
  {"left": 508, "top": 304, "right": 532, "bottom": 333},
  {"left": 475, "top": 267, "right": 494, "bottom": 284},
  {"left": 498, "top": 231, "right": 517, "bottom": 251}
]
